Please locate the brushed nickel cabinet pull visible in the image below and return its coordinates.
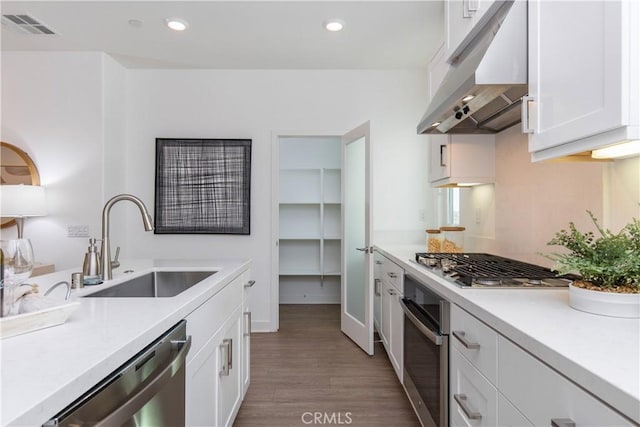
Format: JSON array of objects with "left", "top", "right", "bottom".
[
  {"left": 452, "top": 330, "right": 480, "bottom": 349},
  {"left": 551, "top": 419, "right": 576, "bottom": 427},
  {"left": 454, "top": 394, "right": 482, "bottom": 420}
]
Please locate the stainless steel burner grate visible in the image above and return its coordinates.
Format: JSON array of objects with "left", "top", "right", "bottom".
[{"left": 415, "top": 253, "right": 576, "bottom": 287}]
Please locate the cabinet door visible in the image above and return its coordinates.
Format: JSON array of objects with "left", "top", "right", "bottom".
[
  {"left": 218, "top": 309, "right": 243, "bottom": 427},
  {"left": 528, "top": 0, "right": 625, "bottom": 154},
  {"left": 445, "top": 0, "right": 499, "bottom": 62},
  {"left": 374, "top": 253, "right": 383, "bottom": 333},
  {"left": 451, "top": 348, "right": 497, "bottom": 427},
  {"left": 186, "top": 330, "right": 221, "bottom": 426},
  {"left": 388, "top": 289, "right": 404, "bottom": 382},
  {"left": 380, "top": 281, "right": 391, "bottom": 351},
  {"left": 497, "top": 393, "right": 533, "bottom": 426},
  {"left": 498, "top": 336, "right": 633, "bottom": 427},
  {"left": 242, "top": 302, "right": 251, "bottom": 397},
  {"left": 429, "top": 135, "right": 451, "bottom": 182}
]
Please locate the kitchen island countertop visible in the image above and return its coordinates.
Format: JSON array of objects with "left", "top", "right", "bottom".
[
  {"left": 376, "top": 244, "right": 640, "bottom": 425},
  {"left": 0, "top": 258, "right": 250, "bottom": 427}
]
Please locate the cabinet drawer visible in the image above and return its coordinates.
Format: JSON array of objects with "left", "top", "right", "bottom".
[
  {"left": 451, "top": 348, "right": 497, "bottom": 427},
  {"left": 498, "top": 393, "right": 533, "bottom": 426},
  {"left": 497, "top": 336, "right": 633, "bottom": 426},
  {"left": 186, "top": 274, "right": 243, "bottom": 362},
  {"left": 380, "top": 256, "right": 404, "bottom": 292},
  {"left": 451, "top": 304, "right": 498, "bottom": 385}
]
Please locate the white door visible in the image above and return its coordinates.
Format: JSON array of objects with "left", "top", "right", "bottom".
[{"left": 340, "top": 121, "right": 373, "bottom": 355}]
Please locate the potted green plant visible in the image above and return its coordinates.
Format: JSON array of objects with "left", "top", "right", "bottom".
[{"left": 545, "top": 211, "right": 639, "bottom": 318}]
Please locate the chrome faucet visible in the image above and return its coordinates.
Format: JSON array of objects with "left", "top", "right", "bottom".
[{"left": 100, "top": 194, "right": 154, "bottom": 280}]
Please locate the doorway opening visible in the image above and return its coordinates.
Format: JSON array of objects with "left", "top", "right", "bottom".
[{"left": 272, "top": 134, "right": 342, "bottom": 329}]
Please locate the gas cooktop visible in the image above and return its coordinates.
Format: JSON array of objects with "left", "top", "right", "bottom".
[{"left": 415, "top": 253, "right": 576, "bottom": 288}]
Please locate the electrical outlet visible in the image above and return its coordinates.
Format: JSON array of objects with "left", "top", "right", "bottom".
[
  {"left": 67, "top": 225, "right": 89, "bottom": 238},
  {"left": 419, "top": 209, "right": 426, "bottom": 222}
]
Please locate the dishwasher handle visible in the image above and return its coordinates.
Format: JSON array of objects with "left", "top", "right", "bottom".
[
  {"left": 399, "top": 298, "right": 443, "bottom": 346},
  {"left": 93, "top": 336, "right": 192, "bottom": 427}
]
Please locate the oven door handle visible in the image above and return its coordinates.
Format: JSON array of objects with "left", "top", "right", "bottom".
[{"left": 400, "top": 299, "right": 443, "bottom": 346}]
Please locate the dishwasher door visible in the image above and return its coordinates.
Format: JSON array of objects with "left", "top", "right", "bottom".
[{"left": 44, "top": 320, "right": 191, "bottom": 427}]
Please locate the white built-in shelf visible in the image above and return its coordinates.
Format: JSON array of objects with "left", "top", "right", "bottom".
[{"left": 278, "top": 136, "right": 342, "bottom": 304}]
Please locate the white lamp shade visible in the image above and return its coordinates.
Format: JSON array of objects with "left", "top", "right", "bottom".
[{"left": 0, "top": 185, "right": 47, "bottom": 217}]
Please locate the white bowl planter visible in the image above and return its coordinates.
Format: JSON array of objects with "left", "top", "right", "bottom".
[{"left": 569, "top": 283, "right": 640, "bottom": 318}]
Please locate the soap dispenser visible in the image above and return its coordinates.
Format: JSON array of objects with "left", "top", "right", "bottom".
[{"left": 83, "top": 238, "right": 102, "bottom": 285}]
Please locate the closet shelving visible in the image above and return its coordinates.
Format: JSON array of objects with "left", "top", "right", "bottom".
[{"left": 278, "top": 137, "right": 341, "bottom": 303}]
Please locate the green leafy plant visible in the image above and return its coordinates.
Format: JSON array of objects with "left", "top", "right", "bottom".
[{"left": 545, "top": 211, "right": 640, "bottom": 291}]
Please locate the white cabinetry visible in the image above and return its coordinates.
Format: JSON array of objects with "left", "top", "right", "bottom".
[
  {"left": 450, "top": 303, "right": 634, "bottom": 427},
  {"left": 444, "top": 0, "right": 500, "bottom": 63},
  {"left": 278, "top": 137, "right": 342, "bottom": 304},
  {"left": 429, "top": 134, "right": 495, "bottom": 187},
  {"left": 376, "top": 252, "right": 404, "bottom": 382},
  {"left": 374, "top": 253, "right": 383, "bottom": 334},
  {"left": 185, "top": 271, "right": 251, "bottom": 427},
  {"left": 526, "top": 0, "right": 640, "bottom": 161},
  {"left": 498, "top": 335, "right": 634, "bottom": 427}
]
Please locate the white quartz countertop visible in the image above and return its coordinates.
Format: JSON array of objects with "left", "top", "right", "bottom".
[
  {"left": 0, "top": 258, "right": 250, "bottom": 427},
  {"left": 376, "top": 245, "right": 640, "bottom": 425}
]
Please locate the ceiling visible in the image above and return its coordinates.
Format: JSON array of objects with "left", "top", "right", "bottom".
[{"left": 1, "top": 1, "right": 444, "bottom": 69}]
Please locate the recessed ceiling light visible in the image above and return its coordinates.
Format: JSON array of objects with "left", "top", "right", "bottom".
[
  {"left": 166, "top": 18, "right": 188, "bottom": 31},
  {"left": 324, "top": 19, "right": 345, "bottom": 32},
  {"left": 462, "top": 95, "right": 475, "bottom": 102}
]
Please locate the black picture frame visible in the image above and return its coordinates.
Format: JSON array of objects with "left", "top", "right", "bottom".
[{"left": 155, "top": 138, "right": 251, "bottom": 234}]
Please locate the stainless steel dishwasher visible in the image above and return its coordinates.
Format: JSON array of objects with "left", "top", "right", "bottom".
[{"left": 43, "top": 320, "right": 191, "bottom": 427}]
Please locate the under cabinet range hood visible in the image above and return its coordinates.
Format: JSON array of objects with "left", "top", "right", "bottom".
[{"left": 418, "top": 0, "right": 527, "bottom": 135}]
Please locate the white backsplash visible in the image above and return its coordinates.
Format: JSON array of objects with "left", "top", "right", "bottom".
[{"left": 459, "top": 125, "right": 639, "bottom": 266}]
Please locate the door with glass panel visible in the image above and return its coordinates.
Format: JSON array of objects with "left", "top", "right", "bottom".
[{"left": 340, "top": 121, "right": 373, "bottom": 355}]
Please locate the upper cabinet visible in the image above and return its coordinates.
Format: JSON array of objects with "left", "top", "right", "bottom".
[
  {"left": 525, "top": 0, "right": 640, "bottom": 161},
  {"left": 429, "top": 134, "right": 495, "bottom": 187},
  {"left": 444, "top": 0, "right": 500, "bottom": 63}
]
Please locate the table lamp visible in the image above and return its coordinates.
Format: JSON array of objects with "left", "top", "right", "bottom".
[{"left": 0, "top": 184, "right": 47, "bottom": 238}]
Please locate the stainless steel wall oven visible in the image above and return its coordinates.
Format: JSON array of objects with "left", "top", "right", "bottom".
[{"left": 401, "top": 273, "right": 450, "bottom": 427}]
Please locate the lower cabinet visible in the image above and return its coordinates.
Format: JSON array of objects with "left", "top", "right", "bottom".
[
  {"left": 381, "top": 279, "right": 403, "bottom": 382},
  {"left": 450, "top": 348, "right": 497, "bottom": 427},
  {"left": 450, "top": 303, "right": 634, "bottom": 427},
  {"left": 498, "top": 335, "right": 634, "bottom": 427},
  {"left": 185, "top": 270, "right": 251, "bottom": 427},
  {"left": 374, "top": 251, "right": 404, "bottom": 383}
]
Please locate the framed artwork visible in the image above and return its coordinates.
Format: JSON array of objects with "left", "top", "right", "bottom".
[{"left": 155, "top": 138, "right": 251, "bottom": 234}]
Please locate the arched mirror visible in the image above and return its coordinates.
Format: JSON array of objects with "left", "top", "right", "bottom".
[{"left": 1, "top": 142, "right": 41, "bottom": 228}]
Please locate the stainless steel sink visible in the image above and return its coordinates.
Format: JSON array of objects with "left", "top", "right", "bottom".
[{"left": 84, "top": 271, "right": 216, "bottom": 298}]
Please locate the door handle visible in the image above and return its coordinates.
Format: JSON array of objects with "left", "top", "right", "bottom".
[
  {"left": 454, "top": 394, "right": 482, "bottom": 420},
  {"left": 244, "top": 311, "right": 252, "bottom": 336},
  {"left": 551, "top": 419, "right": 576, "bottom": 427},
  {"left": 452, "top": 330, "right": 480, "bottom": 349},
  {"left": 374, "top": 279, "right": 381, "bottom": 296},
  {"left": 521, "top": 95, "right": 534, "bottom": 134},
  {"left": 387, "top": 288, "right": 396, "bottom": 295},
  {"left": 220, "top": 338, "right": 232, "bottom": 376},
  {"left": 439, "top": 144, "right": 447, "bottom": 167},
  {"left": 355, "top": 247, "right": 372, "bottom": 254},
  {"left": 244, "top": 280, "right": 255, "bottom": 288},
  {"left": 387, "top": 272, "right": 398, "bottom": 279}
]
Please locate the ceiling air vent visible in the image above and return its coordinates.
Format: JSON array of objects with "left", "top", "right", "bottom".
[{"left": 1, "top": 14, "right": 56, "bottom": 35}]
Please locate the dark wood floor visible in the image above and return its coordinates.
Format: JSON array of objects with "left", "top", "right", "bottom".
[{"left": 234, "top": 304, "right": 420, "bottom": 427}]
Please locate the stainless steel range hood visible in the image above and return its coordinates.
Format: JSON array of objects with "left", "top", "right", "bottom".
[{"left": 418, "top": 0, "right": 527, "bottom": 135}]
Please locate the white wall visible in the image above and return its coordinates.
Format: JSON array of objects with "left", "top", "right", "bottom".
[
  {"left": 121, "top": 69, "right": 429, "bottom": 330},
  {"left": 2, "top": 53, "right": 430, "bottom": 332},
  {"left": 1, "top": 52, "right": 110, "bottom": 268}
]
